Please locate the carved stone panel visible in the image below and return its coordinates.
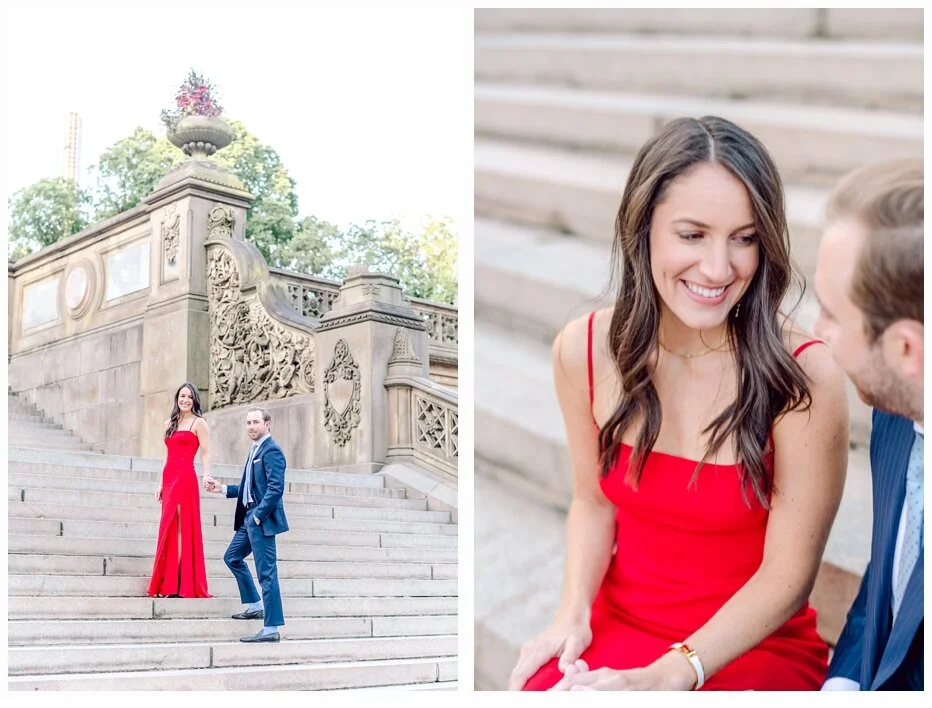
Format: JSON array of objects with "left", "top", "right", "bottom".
[
  {"left": 162, "top": 206, "right": 181, "bottom": 265},
  {"left": 207, "top": 205, "right": 235, "bottom": 240},
  {"left": 206, "top": 246, "right": 315, "bottom": 410},
  {"left": 322, "top": 339, "right": 361, "bottom": 447},
  {"left": 387, "top": 327, "right": 422, "bottom": 366}
]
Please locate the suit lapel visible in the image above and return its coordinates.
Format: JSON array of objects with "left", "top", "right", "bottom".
[
  {"left": 863, "top": 414, "right": 916, "bottom": 687},
  {"left": 872, "top": 546, "right": 923, "bottom": 689}
]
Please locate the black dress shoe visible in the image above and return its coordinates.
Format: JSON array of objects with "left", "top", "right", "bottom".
[
  {"left": 240, "top": 630, "right": 280, "bottom": 643},
  {"left": 231, "top": 609, "right": 264, "bottom": 620}
]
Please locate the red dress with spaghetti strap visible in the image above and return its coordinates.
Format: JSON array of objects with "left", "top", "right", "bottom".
[
  {"left": 523, "top": 313, "right": 828, "bottom": 690},
  {"left": 147, "top": 426, "right": 211, "bottom": 598}
]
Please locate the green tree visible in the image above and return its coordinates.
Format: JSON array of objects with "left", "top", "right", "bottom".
[
  {"left": 213, "top": 120, "right": 300, "bottom": 264},
  {"left": 337, "top": 217, "right": 458, "bottom": 304},
  {"left": 7, "top": 178, "right": 90, "bottom": 259},
  {"left": 273, "top": 214, "right": 342, "bottom": 279},
  {"left": 89, "top": 127, "right": 183, "bottom": 220}
]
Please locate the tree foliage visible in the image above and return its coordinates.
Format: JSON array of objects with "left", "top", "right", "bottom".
[{"left": 7, "top": 178, "right": 90, "bottom": 259}]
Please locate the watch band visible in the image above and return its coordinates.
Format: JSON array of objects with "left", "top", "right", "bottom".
[{"left": 669, "top": 642, "right": 705, "bottom": 690}]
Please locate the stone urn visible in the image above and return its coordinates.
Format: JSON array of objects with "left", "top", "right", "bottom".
[{"left": 167, "top": 115, "right": 234, "bottom": 158}]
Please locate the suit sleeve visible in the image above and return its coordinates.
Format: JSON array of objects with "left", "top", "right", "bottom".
[
  {"left": 826, "top": 560, "right": 871, "bottom": 684},
  {"left": 254, "top": 446, "right": 286, "bottom": 522},
  {"left": 225, "top": 484, "right": 240, "bottom": 499}
]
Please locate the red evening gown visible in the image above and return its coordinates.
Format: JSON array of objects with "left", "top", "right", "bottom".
[
  {"left": 522, "top": 313, "right": 828, "bottom": 691},
  {"left": 147, "top": 429, "right": 211, "bottom": 598}
]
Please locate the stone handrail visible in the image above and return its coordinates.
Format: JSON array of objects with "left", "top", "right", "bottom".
[
  {"left": 384, "top": 372, "right": 458, "bottom": 480},
  {"left": 269, "top": 267, "right": 458, "bottom": 349}
]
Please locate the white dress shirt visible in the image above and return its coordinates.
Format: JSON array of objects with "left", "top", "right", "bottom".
[{"left": 822, "top": 421, "right": 924, "bottom": 691}]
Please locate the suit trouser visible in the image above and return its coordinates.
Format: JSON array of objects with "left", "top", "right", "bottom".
[{"left": 223, "top": 508, "right": 285, "bottom": 627}]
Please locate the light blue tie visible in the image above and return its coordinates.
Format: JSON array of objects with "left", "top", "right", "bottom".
[
  {"left": 893, "top": 431, "right": 923, "bottom": 618},
  {"left": 244, "top": 442, "right": 258, "bottom": 506}
]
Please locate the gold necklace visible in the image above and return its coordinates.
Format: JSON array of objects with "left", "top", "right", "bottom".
[{"left": 658, "top": 339, "right": 731, "bottom": 359}]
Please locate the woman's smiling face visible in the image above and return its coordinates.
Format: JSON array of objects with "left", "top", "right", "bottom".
[{"left": 649, "top": 161, "right": 761, "bottom": 332}]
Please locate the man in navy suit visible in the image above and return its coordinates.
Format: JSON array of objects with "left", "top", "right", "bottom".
[
  {"left": 205, "top": 407, "right": 289, "bottom": 643},
  {"left": 813, "top": 160, "right": 923, "bottom": 690}
]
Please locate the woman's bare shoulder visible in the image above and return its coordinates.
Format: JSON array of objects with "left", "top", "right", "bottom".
[{"left": 552, "top": 308, "right": 613, "bottom": 391}]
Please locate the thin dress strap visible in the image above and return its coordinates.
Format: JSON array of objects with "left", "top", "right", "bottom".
[
  {"left": 768, "top": 339, "right": 825, "bottom": 452},
  {"left": 792, "top": 339, "right": 824, "bottom": 359},
  {"left": 587, "top": 311, "right": 596, "bottom": 425}
]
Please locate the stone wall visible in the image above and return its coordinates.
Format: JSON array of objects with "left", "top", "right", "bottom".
[{"left": 8, "top": 207, "right": 153, "bottom": 456}]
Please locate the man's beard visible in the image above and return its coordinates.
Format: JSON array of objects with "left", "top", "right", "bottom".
[{"left": 853, "top": 348, "right": 921, "bottom": 422}]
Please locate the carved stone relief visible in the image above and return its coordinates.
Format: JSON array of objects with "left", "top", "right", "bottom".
[
  {"left": 387, "top": 327, "right": 422, "bottom": 366},
  {"left": 322, "top": 339, "right": 362, "bottom": 447},
  {"left": 207, "top": 205, "right": 235, "bottom": 239},
  {"left": 162, "top": 204, "right": 181, "bottom": 265},
  {"left": 206, "top": 246, "right": 315, "bottom": 409}
]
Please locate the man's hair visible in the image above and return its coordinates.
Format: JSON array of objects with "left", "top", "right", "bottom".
[
  {"left": 826, "top": 159, "right": 923, "bottom": 342},
  {"left": 246, "top": 407, "right": 272, "bottom": 424}
]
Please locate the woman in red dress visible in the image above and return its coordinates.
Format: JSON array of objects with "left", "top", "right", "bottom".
[
  {"left": 147, "top": 382, "right": 212, "bottom": 599},
  {"left": 511, "top": 117, "right": 850, "bottom": 691}
]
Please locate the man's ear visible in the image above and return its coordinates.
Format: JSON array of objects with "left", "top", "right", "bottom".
[{"left": 881, "top": 320, "right": 924, "bottom": 380}]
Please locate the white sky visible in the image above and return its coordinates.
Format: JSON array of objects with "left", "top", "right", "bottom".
[{"left": 4, "top": 6, "right": 473, "bottom": 231}]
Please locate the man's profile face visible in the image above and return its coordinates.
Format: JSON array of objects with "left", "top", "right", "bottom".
[
  {"left": 246, "top": 411, "right": 270, "bottom": 441},
  {"left": 813, "top": 219, "right": 909, "bottom": 416}
]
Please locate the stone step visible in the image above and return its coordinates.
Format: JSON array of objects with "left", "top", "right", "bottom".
[
  {"left": 10, "top": 438, "right": 93, "bottom": 451},
  {"left": 475, "top": 83, "right": 923, "bottom": 184},
  {"left": 7, "top": 516, "right": 457, "bottom": 548},
  {"left": 9, "top": 427, "right": 81, "bottom": 440},
  {"left": 11, "top": 635, "right": 457, "bottom": 676},
  {"left": 473, "top": 8, "right": 923, "bottom": 41},
  {"left": 7, "top": 594, "right": 458, "bottom": 621},
  {"left": 9, "top": 614, "right": 457, "bottom": 649},
  {"left": 10, "top": 553, "right": 456, "bottom": 582},
  {"left": 8, "top": 414, "right": 51, "bottom": 423},
  {"left": 8, "top": 420, "right": 65, "bottom": 431},
  {"left": 475, "top": 33, "right": 923, "bottom": 112},
  {"left": 8, "top": 574, "right": 458, "bottom": 598},
  {"left": 8, "top": 534, "right": 458, "bottom": 565},
  {"left": 474, "top": 217, "right": 873, "bottom": 445},
  {"left": 9, "top": 482, "right": 446, "bottom": 522},
  {"left": 9, "top": 474, "right": 419, "bottom": 506},
  {"left": 8, "top": 447, "right": 389, "bottom": 490},
  {"left": 475, "top": 138, "right": 829, "bottom": 280},
  {"left": 8, "top": 501, "right": 456, "bottom": 536},
  {"left": 9, "top": 656, "right": 457, "bottom": 690},
  {"left": 341, "top": 680, "right": 458, "bottom": 691}
]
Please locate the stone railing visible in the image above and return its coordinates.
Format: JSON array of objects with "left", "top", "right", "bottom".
[
  {"left": 384, "top": 346, "right": 458, "bottom": 482},
  {"left": 205, "top": 212, "right": 317, "bottom": 409},
  {"left": 270, "top": 268, "right": 458, "bottom": 349}
]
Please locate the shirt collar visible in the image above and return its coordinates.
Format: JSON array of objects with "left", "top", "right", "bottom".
[
  {"left": 914, "top": 422, "right": 924, "bottom": 437},
  {"left": 252, "top": 432, "right": 271, "bottom": 450}
]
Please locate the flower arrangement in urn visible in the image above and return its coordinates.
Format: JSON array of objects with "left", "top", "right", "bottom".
[{"left": 161, "top": 70, "right": 233, "bottom": 158}]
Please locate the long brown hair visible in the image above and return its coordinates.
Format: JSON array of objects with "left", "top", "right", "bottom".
[
  {"left": 165, "top": 382, "right": 204, "bottom": 439},
  {"left": 599, "top": 116, "right": 812, "bottom": 508}
]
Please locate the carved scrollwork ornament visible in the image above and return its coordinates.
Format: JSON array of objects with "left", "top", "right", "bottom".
[
  {"left": 206, "top": 246, "right": 316, "bottom": 410},
  {"left": 207, "top": 204, "right": 235, "bottom": 239},
  {"left": 322, "top": 339, "right": 362, "bottom": 447},
  {"left": 388, "top": 327, "right": 422, "bottom": 366},
  {"left": 162, "top": 204, "right": 181, "bottom": 265}
]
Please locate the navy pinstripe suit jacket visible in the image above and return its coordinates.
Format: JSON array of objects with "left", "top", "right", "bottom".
[{"left": 827, "top": 409, "right": 923, "bottom": 690}]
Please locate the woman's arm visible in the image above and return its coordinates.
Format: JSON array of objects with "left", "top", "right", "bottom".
[
  {"left": 509, "top": 314, "right": 618, "bottom": 689},
  {"left": 554, "top": 318, "right": 617, "bottom": 622},
  {"left": 651, "top": 342, "right": 850, "bottom": 689},
  {"left": 193, "top": 417, "right": 213, "bottom": 486}
]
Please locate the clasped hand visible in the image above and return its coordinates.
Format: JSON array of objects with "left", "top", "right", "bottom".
[{"left": 203, "top": 475, "right": 221, "bottom": 492}]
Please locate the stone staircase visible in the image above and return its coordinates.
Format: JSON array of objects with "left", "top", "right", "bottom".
[
  {"left": 474, "top": 8, "right": 921, "bottom": 690},
  {"left": 7, "top": 394, "right": 457, "bottom": 691},
  {"left": 9, "top": 394, "right": 97, "bottom": 452}
]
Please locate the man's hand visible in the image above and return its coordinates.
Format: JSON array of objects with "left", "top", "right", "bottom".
[{"left": 204, "top": 475, "right": 221, "bottom": 493}]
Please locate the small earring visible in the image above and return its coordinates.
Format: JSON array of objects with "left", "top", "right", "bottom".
[{"left": 735, "top": 302, "right": 741, "bottom": 318}]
